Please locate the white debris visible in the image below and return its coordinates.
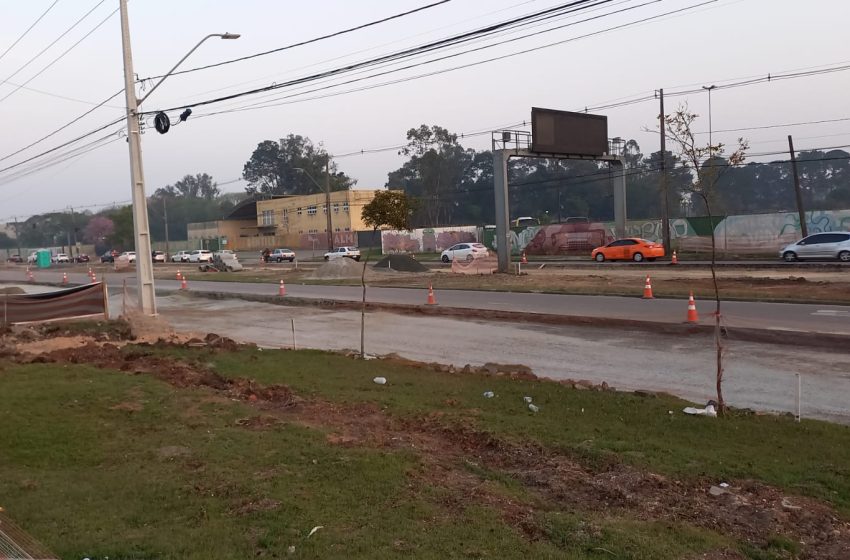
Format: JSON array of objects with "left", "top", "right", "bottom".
[
  {"left": 373, "top": 377, "right": 387, "bottom": 385},
  {"left": 482, "top": 391, "right": 495, "bottom": 398},
  {"left": 528, "top": 403, "right": 540, "bottom": 413},
  {"left": 308, "top": 526, "right": 324, "bottom": 538}
]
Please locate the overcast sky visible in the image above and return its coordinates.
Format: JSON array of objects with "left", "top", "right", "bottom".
[{"left": 0, "top": 0, "right": 848, "bottom": 220}]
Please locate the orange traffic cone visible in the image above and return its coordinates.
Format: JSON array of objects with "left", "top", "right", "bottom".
[
  {"left": 90, "top": 272, "right": 97, "bottom": 283},
  {"left": 642, "top": 275, "right": 654, "bottom": 299},
  {"left": 176, "top": 269, "right": 183, "bottom": 280},
  {"left": 670, "top": 251, "right": 679, "bottom": 265},
  {"left": 27, "top": 269, "right": 34, "bottom": 282},
  {"left": 278, "top": 279, "right": 286, "bottom": 297},
  {"left": 520, "top": 251, "right": 528, "bottom": 264},
  {"left": 426, "top": 283, "right": 437, "bottom": 305},
  {"left": 62, "top": 272, "right": 68, "bottom": 285},
  {"left": 687, "top": 291, "right": 699, "bottom": 323},
  {"left": 181, "top": 277, "right": 188, "bottom": 290}
]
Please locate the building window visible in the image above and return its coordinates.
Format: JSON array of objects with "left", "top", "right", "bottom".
[
  {"left": 322, "top": 204, "right": 327, "bottom": 215},
  {"left": 342, "top": 203, "right": 350, "bottom": 213},
  {"left": 261, "top": 210, "right": 274, "bottom": 226},
  {"left": 297, "top": 207, "right": 303, "bottom": 215},
  {"left": 307, "top": 205, "right": 317, "bottom": 216},
  {"left": 333, "top": 203, "right": 340, "bottom": 214},
  {"left": 344, "top": 227, "right": 350, "bottom": 232}
]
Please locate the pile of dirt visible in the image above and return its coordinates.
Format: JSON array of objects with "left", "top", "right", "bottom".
[
  {"left": 372, "top": 254, "right": 429, "bottom": 273},
  {"left": 308, "top": 257, "right": 363, "bottom": 279},
  {"left": 0, "top": 286, "right": 25, "bottom": 295}
]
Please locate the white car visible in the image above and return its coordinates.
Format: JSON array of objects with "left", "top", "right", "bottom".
[
  {"left": 441, "top": 243, "right": 489, "bottom": 263},
  {"left": 323, "top": 246, "right": 360, "bottom": 261},
  {"left": 120, "top": 251, "right": 137, "bottom": 263},
  {"left": 152, "top": 251, "right": 166, "bottom": 263},
  {"left": 779, "top": 232, "right": 850, "bottom": 262},
  {"left": 27, "top": 251, "right": 38, "bottom": 264},
  {"left": 52, "top": 253, "right": 70, "bottom": 263},
  {"left": 171, "top": 250, "right": 191, "bottom": 263},
  {"left": 189, "top": 249, "right": 213, "bottom": 263}
]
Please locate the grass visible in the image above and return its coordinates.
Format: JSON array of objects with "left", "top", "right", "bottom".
[{"left": 1, "top": 345, "right": 849, "bottom": 558}]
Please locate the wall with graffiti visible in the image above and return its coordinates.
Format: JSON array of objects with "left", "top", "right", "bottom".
[{"left": 380, "top": 226, "right": 478, "bottom": 254}]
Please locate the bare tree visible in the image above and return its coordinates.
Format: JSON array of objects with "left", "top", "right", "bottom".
[{"left": 664, "top": 104, "right": 748, "bottom": 413}]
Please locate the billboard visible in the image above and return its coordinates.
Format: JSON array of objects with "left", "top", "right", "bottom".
[{"left": 531, "top": 107, "right": 609, "bottom": 157}]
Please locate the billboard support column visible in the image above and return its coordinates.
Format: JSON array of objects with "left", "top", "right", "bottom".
[
  {"left": 612, "top": 159, "right": 627, "bottom": 238},
  {"left": 493, "top": 149, "right": 511, "bottom": 274}
]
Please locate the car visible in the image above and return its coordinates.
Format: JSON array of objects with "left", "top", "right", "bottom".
[
  {"left": 75, "top": 254, "right": 91, "bottom": 263},
  {"left": 323, "top": 246, "right": 361, "bottom": 261},
  {"left": 440, "top": 243, "right": 489, "bottom": 263},
  {"left": 27, "top": 251, "right": 38, "bottom": 264},
  {"left": 779, "top": 232, "right": 850, "bottom": 262},
  {"left": 152, "top": 251, "right": 166, "bottom": 263},
  {"left": 52, "top": 253, "right": 70, "bottom": 263},
  {"left": 188, "top": 249, "right": 213, "bottom": 263},
  {"left": 171, "top": 250, "right": 191, "bottom": 263},
  {"left": 119, "top": 251, "right": 137, "bottom": 263},
  {"left": 270, "top": 248, "right": 296, "bottom": 262},
  {"left": 6, "top": 254, "right": 23, "bottom": 263},
  {"left": 101, "top": 250, "right": 119, "bottom": 263},
  {"left": 200, "top": 252, "right": 243, "bottom": 272},
  {"left": 591, "top": 238, "right": 665, "bottom": 262}
]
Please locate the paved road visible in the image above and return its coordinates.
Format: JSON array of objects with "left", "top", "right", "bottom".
[
  {"left": 3, "top": 269, "right": 849, "bottom": 336},
  {"left": 153, "top": 294, "right": 850, "bottom": 424}
]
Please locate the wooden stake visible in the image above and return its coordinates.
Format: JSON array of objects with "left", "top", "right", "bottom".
[{"left": 291, "top": 318, "right": 297, "bottom": 350}]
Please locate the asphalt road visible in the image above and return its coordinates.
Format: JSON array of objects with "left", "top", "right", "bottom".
[
  {"left": 3, "top": 269, "right": 849, "bottom": 336},
  {"left": 152, "top": 293, "right": 850, "bottom": 424}
]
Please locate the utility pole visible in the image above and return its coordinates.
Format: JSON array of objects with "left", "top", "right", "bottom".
[
  {"left": 119, "top": 0, "right": 156, "bottom": 315},
  {"left": 659, "top": 89, "right": 671, "bottom": 254},
  {"left": 788, "top": 135, "right": 808, "bottom": 238},
  {"left": 325, "top": 156, "right": 333, "bottom": 251},
  {"left": 163, "top": 197, "right": 170, "bottom": 259},
  {"left": 68, "top": 206, "right": 76, "bottom": 258}
]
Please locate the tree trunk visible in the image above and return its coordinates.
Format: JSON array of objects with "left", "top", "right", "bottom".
[{"left": 702, "top": 193, "right": 725, "bottom": 413}]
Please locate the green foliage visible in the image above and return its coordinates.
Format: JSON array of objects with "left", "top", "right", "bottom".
[
  {"left": 0, "top": 231, "right": 16, "bottom": 249},
  {"left": 361, "top": 190, "right": 414, "bottom": 231},
  {"left": 242, "top": 135, "right": 354, "bottom": 196},
  {"left": 154, "top": 173, "right": 220, "bottom": 200},
  {"left": 104, "top": 205, "right": 135, "bottom": 249}
]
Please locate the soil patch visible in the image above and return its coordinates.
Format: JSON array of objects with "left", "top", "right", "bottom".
[
  {"left": 309, "top": 257, "right": 363, "bottom": 279},
  {"left": 373, "top": 254, "right": 429, "bottom": 272}
]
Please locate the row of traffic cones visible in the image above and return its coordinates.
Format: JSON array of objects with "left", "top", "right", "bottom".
[{"left": 641, "top": 274, "right": 699, "bottom": 323}]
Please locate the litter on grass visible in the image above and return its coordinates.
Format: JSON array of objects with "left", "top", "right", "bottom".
[{"left": 373, "top": 377, "right": 387, "bottom": 385}]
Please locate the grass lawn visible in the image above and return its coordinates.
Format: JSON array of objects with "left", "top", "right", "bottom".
[{"left": 1, "top": 341, "right": 848, "bottom": 559}]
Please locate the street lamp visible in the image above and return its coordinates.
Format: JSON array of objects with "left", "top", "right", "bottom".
[
  {"left": 119, "top": 0, "right": 239, "bottom": 315},
  {"left": 294, "top": 165, "right": 334, "bottom": 251},
  {"left": 702, "top": 85, "right": 717, "bottom": 155}
]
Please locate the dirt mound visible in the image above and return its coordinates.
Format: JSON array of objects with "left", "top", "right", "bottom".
[
  {"left": 309, "top": 257, "right": 363, "bottom": 279},
  {"left": 0, "top": 286, "right": 25, "bottom": 295},
  {"left": 373, "top": 254, "right": 429, "bottom": 272}
]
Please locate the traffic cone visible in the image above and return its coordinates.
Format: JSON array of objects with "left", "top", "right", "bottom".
[
  {"left": 278, "top": 279, "right": 286, "bottom": 297},
  {"left": 176, "top": 269, "right": 182, "bottom": 280},
  {"left": 642, "top": 275, "right": 654, "bottom": 299},
  {"left": 520, "top": 251, "right": 528, "bottom": 264},
  {"left": 687, "top": 291, "right": 699, "bottom": 323},
  {"left": 426, "top": 283, "right": 437, "bottom": 305},
  {"left": 27, "top": 268, "right": 34, "bottom": 282},
  {"left": 90, "top": 272, "right": 97, "bottom": 283},
  {"left": 62, "top": 272, "right": 68, "bottom": 285},
  {"left": 670, "top": 251, "right": 679, "bottom": 265},
  {"left": 181, "top": 277, "right": 188, "bottom": 290}
]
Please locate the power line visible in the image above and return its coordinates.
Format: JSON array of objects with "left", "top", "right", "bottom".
[
  {"left": 0, "top": 3, "right": 117, "bottom": 105},
  {"left": 138, "top": 0, "right": 454, "bottom": 82},
  {"left": 0, "top": 0, "right": 61, "bottom": 64},
  {"left": 0, "top": 0, "right": 107, "bottom": 91}
]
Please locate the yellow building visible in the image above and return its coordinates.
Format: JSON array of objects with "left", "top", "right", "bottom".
[{"left": 256, "top": 189, "right": 379, "bottom": 237}]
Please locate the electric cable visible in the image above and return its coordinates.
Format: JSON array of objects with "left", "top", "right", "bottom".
[{"left": 0, "top": 0, "right": 61, "bottom": 64}]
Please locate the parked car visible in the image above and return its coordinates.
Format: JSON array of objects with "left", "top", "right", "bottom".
[
  {"left": 119, "top": 251, "right": 137, "bottom": 263},
  {"left": 75, "top": 254, "right": 91, "bottom": 263},
  {"left": 440, "top": 243, "right": 489, "bottom": 263},
  {"left": 200, "top": 252, "right": 243, "bottom": 272},
  {"left": 591, "top": 238, "right": 665, "bottom": 262},
  {"left": 270, "top": 248, "right": 296, "bottom": 262},
  {"left": 27, "top": 251, "right": 38, "bottom": 264},
  {"left": 324, "top": 246, "right": 361, "bottom": 261},
  {"left": 171, "top": 250, "right": 191, "bottom": 263},
  {"left": 779, "top": 232, "right": 850, "bottom": 262},
  {"left": 6, "top": 254, "right": 23, "bottom": 263},
  {"left": 188, "top": 249, "right": 213, "bottom": 263},
  {"left": 52, "top": 253, "right": 70, "bottom": 263},
  {"left": 101, "top": 250, "right": 119, "bottom": 263},
  {"left": 152, "top": 251, "right": 166, "bottom": 263}
]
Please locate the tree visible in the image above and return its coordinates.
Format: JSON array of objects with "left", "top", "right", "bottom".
[
  {"left": 359, "top": 191, "right": 415, "bottom": 357},
  {"left": 104, "top": 206, "right": 135, "bottom": 250},
  {"left": 242, "top": 135, "right": 354, "bottom": 196},
  {"left": 664, "top": 104, "right": 748, "bottom": 414},
  {"left": 154, "top": 173, "right": 220, "bottom": 200},
  {"left": 83, "top": 216, "right": 115, "bottom": 246}
]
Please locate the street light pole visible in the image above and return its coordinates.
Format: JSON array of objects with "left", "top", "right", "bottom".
[
  {"left": 702, "top": 85, "right": 717, "bottom": 154},
  {"left": 294, "top": 166, "right": 333, "bottom": 251},
  {"left": 119, "top": 0, "right": 239, "bottom": 315}
]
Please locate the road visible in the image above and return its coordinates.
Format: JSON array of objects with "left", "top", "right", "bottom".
[
  {"left": 151, "top": 293, "right": 850, "bottom": 424},
  {"left": 2, "top": 268, "right": 850, "bottom": 335}
]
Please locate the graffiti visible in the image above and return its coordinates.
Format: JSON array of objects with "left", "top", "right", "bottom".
[{"left": 380, "top": 226, "right": 477, "bottom": 254}]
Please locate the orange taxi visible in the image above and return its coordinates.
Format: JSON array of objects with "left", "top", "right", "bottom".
[{"left": 591, "top": 238, "right": 665, "bottom": 262}]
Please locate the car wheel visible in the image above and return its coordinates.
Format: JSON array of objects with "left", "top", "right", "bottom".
[
  {"left": 276, "top": 257, "right": 283, "bottom": 263},
  {"left": 839, "top": 251, "right": 850, "bottom": 262},
  {"left": 783, "top": 251, "right": 797, "bottom": 262},
  {"left": 633, "top": 252, "right": 644, "bottom": 262},
  {"left": 594, "top": 253, "right": 605, "bottom": 262},
  {"left": 441, "top": 255, "right": 450, "bottom": 263},
  {"left": 288, "top": 258, "right": 295, "bottom": 262},
  {"left": 465, "top": 254, "right": 474, "bottom": 262},
  {"left": 324, "top": 256, "right": 329, "bottom": 261}
]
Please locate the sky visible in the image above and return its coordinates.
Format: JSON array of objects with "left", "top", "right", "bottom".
[{"left": 0, "top": 0, "right": 849, "bottom": 220}]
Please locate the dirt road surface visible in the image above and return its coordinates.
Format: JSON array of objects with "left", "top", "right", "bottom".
[{"left": 150, "top": 293, "right": 850, "bottom": 424}]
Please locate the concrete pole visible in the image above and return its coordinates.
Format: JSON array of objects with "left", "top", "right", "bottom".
[
  {"left": 119, "top": 0, "right": 156, "bottom": 316},
  {"left": 788, "top": 135, "right": 808, "bottom": 238},
  {"left": 493, "top": 149, "right": 511, "bottom": 273},
  {"left": 612, "top": 159, "right": 627, "bottom": 238},
  {"left": 325, "top": 157, "right": 333, "bottom": 251},
  {"left": 659, "top": 89, "right": 671, "bottom": 253}
]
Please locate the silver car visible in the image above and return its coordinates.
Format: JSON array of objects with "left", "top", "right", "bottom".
[{"left": 779, "top": 232, "right": 850, "bottom": 262}]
